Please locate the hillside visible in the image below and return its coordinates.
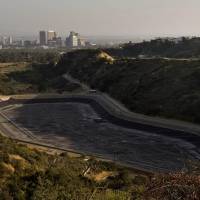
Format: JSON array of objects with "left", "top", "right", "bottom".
[
  {"left": 0, "top": 62, "right": 82, "bottom": 95},
  {"left": 0, "top": 134, "right": 150, "bottom": 200},
  {"left": 0, "top": 134, "right": 200, "bottom": 199},
  {"left": 0, "top": 49, "right": 200, "bottom": 199},
  {"left": 58, "top": 50, "right": 200, "bottom": 124}
]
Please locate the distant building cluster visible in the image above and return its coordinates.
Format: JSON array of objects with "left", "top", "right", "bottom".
[
  {"left": 66, "top": 31, "right": 85, "bottom": 48},
  {"left": 39, "top": 30, "right": 95, "bottom": 49},
  {"left": 0, "top": 30, "right": 96, "bottom": 50},
  {"left": 0, "top": 35, "right": 37, "bottom": 49},
  {"left": 39, "top": 30, "right": 62, "bottom": 48},
  {"left": 0, "top": 36, "right": 13, "bottom": 49}
]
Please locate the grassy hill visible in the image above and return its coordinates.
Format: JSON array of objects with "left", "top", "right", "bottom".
[
  {"left": 0, "top": 134, "right": 149, "bottom": 200},
  {"left": 0, "top": 49, "right": 83, "bottom": 95},
  {"left": 0, "top": 62, "right": 82, "bottom": 95},
  {"left": 0, "top": 134, "right": 200, "bottom": 200},
  {"left": 58, "top": 50, "right": 200, "bottom": 124}
]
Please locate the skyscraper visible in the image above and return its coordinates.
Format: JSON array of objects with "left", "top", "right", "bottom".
[
  {"left": 39, "top": 31, "right": 47, "bottom": 45},
  {"left": 1, "top": 36, "right": 7, "bottom": 46},
  {"left": 66, "top": 31, "right": 78, "bottom": 48},
  {"left": 78, "top": 37, "right": 86, "bottom": 47},
  {"left": 8, "top": 36, "right": 13, "bottom": 45},
  {"left": 56, "top": 37, "right": 62, "bottom": 47},
  {"left": 47, "top": 31, "right": 57, "bottom": 41}
]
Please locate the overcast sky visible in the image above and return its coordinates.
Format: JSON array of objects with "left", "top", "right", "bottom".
[{"left": 0, "top": 0, "right": 200, "bottom": 37}]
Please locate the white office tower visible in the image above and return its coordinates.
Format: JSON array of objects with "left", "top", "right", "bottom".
[
  {"left": 66, "top": 31, "right": 78, "bottom": 48},
  {"left": 78, "top": 37, "right": 86, "bottom": 47}
]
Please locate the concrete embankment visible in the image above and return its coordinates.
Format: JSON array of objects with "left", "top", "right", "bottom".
[{"left": 0, "top": 95, "right": 200, "bottom": 151}]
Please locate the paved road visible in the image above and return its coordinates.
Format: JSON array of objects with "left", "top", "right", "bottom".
[
  {"left": 62, "top": 73, "right": 200, "bottom": 135},
  {"left": 0, "top": 96, "right": 200, "bottom": 172}
]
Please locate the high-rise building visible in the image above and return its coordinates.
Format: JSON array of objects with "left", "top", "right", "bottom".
[
  {"left": 0, "top": 36, "right": 3, "bottom": 45},
  {"left": 19, "top": 40, "right": 24, "bottom": 47},
  {"left": 39, "top": 31, "right": 47, "bottom": 45},
  {"left": 1, "top": 37, "right": 7, "bottom": 46},
  {"left": 56, "top": 37, "right": 62, "bottom": 47},
  {"left": 7, "top": 36, "right": 13, "bottom": 45},
  {"left": 0, "top": 36, "right": 13, "bottom": 46},
  {"left": 47, "top": 31, "right": 57, "bottom": 41},
  {"left": 78, "top": 37, "right": 86, "bottom": 47},
  {"left": 66, "top": 31, "right": 78, "bottom": 48}
]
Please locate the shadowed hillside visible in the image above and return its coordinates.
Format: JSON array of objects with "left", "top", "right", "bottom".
[{"left": 57, "top": 50, "right": 200, "bottom": 124}]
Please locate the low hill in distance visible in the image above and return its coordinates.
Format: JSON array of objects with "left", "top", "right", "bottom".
[
  {"left": 0, "top": 49, "right": 60, "bottom": 63},
  {"left": 106, "top": 37, "right": 200, "bottom": 58}
]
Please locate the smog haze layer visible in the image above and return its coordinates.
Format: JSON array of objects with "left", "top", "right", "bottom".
[{"left": 0, "top": 0, "right": 200, "bottom": 38}]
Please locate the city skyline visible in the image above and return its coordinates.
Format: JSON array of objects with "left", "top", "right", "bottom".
[
  {"left": 0, "top": 29, "right": 146, "bottom": 46},
  {"left": 1, "top": 0, "right": 200, "bottom": 38},
  {"left": 0, "top": 30, "right": 93, "bottom": 49}
]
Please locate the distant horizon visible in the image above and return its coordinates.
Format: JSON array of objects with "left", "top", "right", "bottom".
[
  {"left": 1, "top": 0, "right": 200, "bottom": 38},
  {"left": 1, "top": 31, "right": 200, "bottom": 38},
  {"left": 1, "top": 32, "right": 200, "bottom": 46},
  {"left": 1, "top": 31, "right": 200, "bottom": 41}
]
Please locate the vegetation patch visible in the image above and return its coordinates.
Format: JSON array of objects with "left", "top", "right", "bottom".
[
  {"left": 0, "top": 134, "right": 145, "bottom": 199},
  {"left": 0, "top": 62, "right": 82, "bottom": 95},
  {"left": 0, "top": 134, "right": 199, "bottom": 199}
]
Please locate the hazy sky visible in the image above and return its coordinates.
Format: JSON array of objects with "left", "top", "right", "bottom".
[{"left": 0, "top": 0, "right": 200, "bottom": 37}]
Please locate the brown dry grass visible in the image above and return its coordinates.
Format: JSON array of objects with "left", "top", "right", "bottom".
[
  {"left": 88, "top": 171, "right": 117, "bottom": 182},
  {"left": 25, "top": 143, "right": 63, "bottom": 155},
  {"left": 144, "top": 172, "right": 200, "bottom": 200},
  {"left": 9, "top": 154, "right": 29, "bottom": 170},
  {"left": 0, "top": 162, "right": 15, "bottom": 176},
  {"left": 9, "top": 154, "right": 26, "bottom": 162}
]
